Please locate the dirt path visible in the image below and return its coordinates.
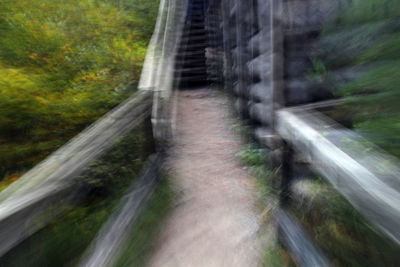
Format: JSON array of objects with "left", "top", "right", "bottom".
[{"left": 148, "top": 89, "right": 262, "bottom": 267}]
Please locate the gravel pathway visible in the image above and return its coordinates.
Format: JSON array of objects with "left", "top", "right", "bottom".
[{"left": 148, "top": 89, "right": 262, "bottom": 267}]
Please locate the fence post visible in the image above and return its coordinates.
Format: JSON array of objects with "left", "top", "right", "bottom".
[
  {"left": 144, "top": 113, "right": 157, "bottom": 155},
  {"left": 280, "top": 142, "right": 293, "bottom": 207}
]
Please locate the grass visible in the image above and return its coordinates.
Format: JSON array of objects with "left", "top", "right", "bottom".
[
  {"left": 232, "top": 120, "right": 274, "bottom": 195},
  {"left": 232, "top": 120, "right": 292, "bottom": 266},
  {"left": 114, "top": 177, "right": 174, "bottom": 267},
  {"left": 237, "top": 144, "right": 278, "bottom": 199},
  {"left": 237, "top": 142, "right": 296, "bottom": 267},
  {"left": 232, "top": 119, "right": 400, "bottom": 266},
  {"left": 289, "top": 177, "right": 400, "bottom": 266}
]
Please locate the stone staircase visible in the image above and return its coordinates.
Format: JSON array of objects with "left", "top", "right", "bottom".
[{"left": 175, "top": 0, "right": 208, "bottom": 89}]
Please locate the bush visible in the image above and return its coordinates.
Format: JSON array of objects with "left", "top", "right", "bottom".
[
  {"left": 314, "top": 0, "right": 400, "bottom": 157},
  {"left": 0, "top": 0, "right": 159, "bottom": 181}
]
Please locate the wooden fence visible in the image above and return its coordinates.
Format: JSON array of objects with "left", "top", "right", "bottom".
[
  {"left": 205, "top": 0, "right": 400, "bottom": 265},
  {"left": 0, "top": 0, "right": 188, "bottom": 261}
]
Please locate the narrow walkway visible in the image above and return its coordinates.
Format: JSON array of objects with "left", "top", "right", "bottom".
[{"left": 148, "top": 89, "right": 262, "bottom": 267}]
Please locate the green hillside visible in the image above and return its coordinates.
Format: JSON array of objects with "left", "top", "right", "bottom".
[{"left": 0, "top": 0, "right": 159, "bottom": 186}]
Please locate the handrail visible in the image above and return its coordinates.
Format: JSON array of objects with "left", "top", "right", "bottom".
[
  {"left": 213, "top": 0, "right": 400, "bottom": 263},
  {"left": 148, "top": 0, "right": 188, "bottom": 143},
  {"left": 79, "top": 155, "right": 161, "bottom": 267},
  {"left": 138, "top": 0, "right": 168, "bottom": 90},
  {"left": 78, "top": 0, "right": 188, "bottom": 265},
  {"left": 0, "top": 91, "right": 153, "bottom": 203},
  {"left": 276, "top": 209, "right": 330, "bottom": 267},
  {"left": 276, "top": 106, "right": 400, "bottom": 245},
  {"left": 0, "top": 90, "right": 153, "bottom": 256},
  {"left": 0, "top": 0, "right": 187, "bottom": 257}
]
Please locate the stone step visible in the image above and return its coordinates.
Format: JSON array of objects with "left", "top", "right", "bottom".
[
  {"left": 175, "top": 67, "right": 207, "bottom": 74},
  {"left": 178, "top": 71, "right": 207, "bottom": 79},
  {"left": 178, "top": 43, "right": 207, "bottom": 52},
  {"left": 188, "top": 23, "right": 205, "bottom": 30},
  {"left": 174, "top": 1, "right": 208, "bottom": 89},
  {"left": 180, "top": 35, "right": 207, "bottom": 43},
  {"left": 181, "top": 28, "right": 206, "bottom": 36},
  {"left": 178, "top": 41, "right": 207, "bottom": 49},
  {"left": 176, "top": 74, "right": 208, "bottom": 82},
  {"left": 176, "top": 63, "right": 206, "bottom": 69},
  {"left": 176, "top": 50, "right": 205, "bottom": 58},
  {"left": 175, "top": 57, "right": 205, "bottom": 64}
]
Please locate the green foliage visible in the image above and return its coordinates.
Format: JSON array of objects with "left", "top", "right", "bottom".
[
  {"left": 358, "top": 35, "right": 400, "bottom": 63},
  {"left": 77, "top": 124, "right": 151, "bottom": 194},
  {"left": 0, "top": 127, "right": 151, "bottom": 267},
  {"left": 303, "top": 1, "right": 400, "bottom": 259},
  {"left": 237, "top": 140, "right": 288, "bottom": 266},
  {"left": 316, "top": 20, "right": 392, "bottom": 68},
  {"left": 114, "top": 177, "right": 174, "bottom": 267},
  {"left": 310, "top": 3, "right": 400, "bottom": 258},
  {"left": 339, "top": 61, "right": 400, "bottom": 95},
  {"left": 237, "top": 144, "right": 267, "bottom": 167},
  {"left": 291, "top": 179, "right": 400, "bottom": 266},
  {"left": 336, "top": 0, "right": 400, "bottom": 26},
  {"left": 308, "top": 57, "right": 327, "bottom": 79},
  {"left": 334, "top": 53, "right": 400, "bottom": 157},
  {"left": 263, "top": 246, "right": 294, "bottom": 267},
  {"left": 0, "top": 0, "right": 159, "bottom": 181},
  {"left": 313, "top": 0, "right": 400, "bottom": 158}
]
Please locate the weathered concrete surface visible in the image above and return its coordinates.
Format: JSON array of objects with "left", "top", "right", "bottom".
[{"left": 148, "top": 89, "right": 262, "bottom": 267}]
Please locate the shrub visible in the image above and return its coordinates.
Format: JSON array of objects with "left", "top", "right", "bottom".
[{"left": 0, "top": 0, "right": 159, "bottom": 181}]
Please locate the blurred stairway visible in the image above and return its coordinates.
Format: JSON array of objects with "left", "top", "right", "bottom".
[{"left": 175, "top": 0, "right": 209, "bottom": 89}]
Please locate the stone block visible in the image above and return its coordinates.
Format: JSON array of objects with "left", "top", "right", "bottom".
[
  {"left": 247, "top": 54, "right": 272, "bottom": 80},
  {"left": 249, "top": 82, "right": 272, "bottom": 102},
  {"left": 249, "top": 102, "right": 273, "bottom": 125},
  {"left": 285, "top": 79, "right": 312, "bottom": 105}
]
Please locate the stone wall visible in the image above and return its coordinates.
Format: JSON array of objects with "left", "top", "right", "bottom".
[{"left": 205, "top": 0, "right": 339, "bottom": 143}]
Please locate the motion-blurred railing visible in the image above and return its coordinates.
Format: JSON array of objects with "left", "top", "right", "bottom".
[
  {"left": 276, "top": 102, "right": 400, "bottom": 244},
  {"left": 269, "top": 100, "right": 400, "bottom": 266},
  {"left": 208, "top": 0, "right": 400, "bottom": 265},
  {"left": 0, "top": 0, "right": 188, "bottom": 259}
]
